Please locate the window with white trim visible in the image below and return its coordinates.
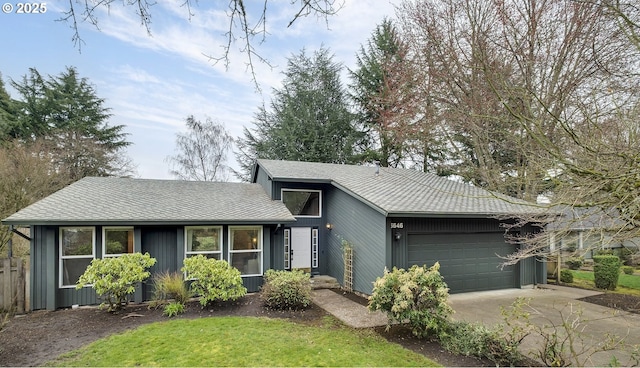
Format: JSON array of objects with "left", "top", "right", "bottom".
[
  {"left": 103, "top": 227, "right": 134, "bottom": 257},
  {"left": 281, "top": 189, "right": 321, "bottom": 217},
  {"left": 185, "top": 226, "right": 222, "bottom": 259},
  {"left": 312, "top": 228, "right": 319, "bottom": 268},
  {"left": 284, "top": 229, "right": 291, "bottom": 270},
  {"left": 229, "top": 226, "right": 262, "bottom": 276},
  {"left": 60, "top": 227, "right": 95, "bottom": 288}
]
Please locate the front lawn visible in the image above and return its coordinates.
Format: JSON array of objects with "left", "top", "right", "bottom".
[
  {"left": 569, "top": 270, "right": 640, "bottom": 296},
  {"left": 49, "top": 316, "right": 439, "bottom": 367}
]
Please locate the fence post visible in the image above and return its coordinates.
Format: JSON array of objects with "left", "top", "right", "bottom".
[
  {"left": 3, "top": 258, "right": 11, "bottom": 311},
  {"left": 16, "top": 259, "right": 24, "bottom": 314}
]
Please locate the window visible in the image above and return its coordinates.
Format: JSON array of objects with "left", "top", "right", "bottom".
[
  {"left": 284, "top": 229, "right": 291, "bottom": 270},
  {"left": 185, "top": 226, "right": 222, "bottom": 259},
  {"left": 312, "top": 228, "right": 319, "bottom": 268},
  {"left": 60, "top": 227, "right": 95, "bottom": 288},
  {"left": 229, "top": 226, "right": 262, "bottom": 276},
  {"left": 282, "top": 189, "right": 321, "bottom": 217},
  {"left": 103, "top": 227, "right": 134, "bottom": 257}
]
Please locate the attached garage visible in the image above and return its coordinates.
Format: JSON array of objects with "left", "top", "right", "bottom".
[{"left": 407, "top": 232, "right": 517, "bottom": 293}]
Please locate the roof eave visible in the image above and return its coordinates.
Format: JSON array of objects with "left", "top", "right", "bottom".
[
  {"left": 386, "top": 211, "right": 532, "bottom": 219},
  {"left": 1, "top": 218, "right": 297, "bottom": 226}
]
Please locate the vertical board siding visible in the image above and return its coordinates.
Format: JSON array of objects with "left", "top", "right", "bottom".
[
  {"left": 243, "top": 276, "right": 263, "bottom": 293},
  {"left": 141, "top": 227, "right": 178, "bottom": 300},
  {"left": 254, "top": 166, "right": 273, "bottom": 197},
  {"left": 30, "top": 226, "right": 47, "bottom": 310},
  {"left": 325, "top": 187, "right": 386, "bottom": 295}
]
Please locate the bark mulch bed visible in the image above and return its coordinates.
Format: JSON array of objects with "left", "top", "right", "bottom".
[{"left": 1, "top": 290, "right": 636, "bottom": 367}]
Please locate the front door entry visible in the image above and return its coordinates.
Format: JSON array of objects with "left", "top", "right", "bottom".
[{"left": 291, "top": 227, "right": 311, "bottom": 271}]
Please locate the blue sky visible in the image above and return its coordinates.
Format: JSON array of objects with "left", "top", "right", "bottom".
[{"left": 0, "top": 1, "right": 398, "bottom": 179}]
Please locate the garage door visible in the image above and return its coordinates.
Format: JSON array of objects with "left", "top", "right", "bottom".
[{"left": 408, "top": 233, "right": 517, "bottom": 293}]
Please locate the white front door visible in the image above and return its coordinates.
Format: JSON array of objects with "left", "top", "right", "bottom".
[{"left": 291, "top": 227, "right": 311, "bottom": 270}]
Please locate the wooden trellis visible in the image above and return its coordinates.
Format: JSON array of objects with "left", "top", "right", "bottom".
[{"left": 343, "top": 247, "right": 353, "bottom": 292}]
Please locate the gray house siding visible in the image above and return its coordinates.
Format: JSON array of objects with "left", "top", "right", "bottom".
[
  {"left": 254, "top": 165, "right": 273, "bottom": 197},
  {"left": 29, "top": 224, "right": 276, "bottom": 310},
  {"left": 325, "top": 187, "right": 386, "bottom": 295}
]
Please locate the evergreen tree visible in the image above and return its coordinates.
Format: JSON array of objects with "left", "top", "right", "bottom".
[
  {"left": 0, "top": 74, "right": 17, "bottom": 138},
  {"left": 10, "top": 67, "right": 132, "bottom": 180},
  {"left": 236, "top": 47, "right": 363, "bottom": 179}
]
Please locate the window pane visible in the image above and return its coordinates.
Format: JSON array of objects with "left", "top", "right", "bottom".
[
  {"left": 62, "top": 258, "right": 92, "bottom": 286},
  {"left": 187, "top": 227, "right": 220, "bottom": 252},
  {"left": 61, "top": 228, "right": 93, "bottom": 256},
  {"left": 282, "top": 191, "right": 320, "bottom": 216},
  {"left": 230, "top": 252, "right": 261, "bottom": 275},
  {"left": 105, "top": 228, "right": 133, "bottom": 255},
  {"left": 231, "top": 228, "right": 260, "bottom": 250}
]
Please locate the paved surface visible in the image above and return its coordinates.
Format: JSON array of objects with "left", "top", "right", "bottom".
[{"left": 313, "top": 285, "right": 640, "bottom": 366}]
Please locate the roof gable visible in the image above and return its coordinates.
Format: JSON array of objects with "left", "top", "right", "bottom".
[
  {"left": 3, "top": 177, "right": 296, "bottom": 225},
  {"left": 256, "top": 159, "right": 538, "bottom": 216}
]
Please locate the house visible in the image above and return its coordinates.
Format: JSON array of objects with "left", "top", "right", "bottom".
[
  {"left": 547, "top": 207, "right": 639, "bottom": 259},
  {"left": 2, "top": 159, "right": 545, "bottom": 311}
]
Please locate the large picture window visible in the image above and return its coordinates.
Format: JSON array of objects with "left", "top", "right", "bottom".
[
  {"left": 103, "top": 227, "right": 134, "bottom": 257},
  {"left": 229, "top": 226, "right": 262, "bottom": 276},
  {"left": 282, "top": 189, "right": 321, "bottom": 217},
  {"left": 186, "top": 226, "right": 222, "bottom": 259},
  {"left": 60, "top": 227, "right": 95, "bottom": 288}
]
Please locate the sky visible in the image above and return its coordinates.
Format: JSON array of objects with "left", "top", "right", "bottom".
[{"left": 0, "top": 0, "right": 399, "bottom": 180}]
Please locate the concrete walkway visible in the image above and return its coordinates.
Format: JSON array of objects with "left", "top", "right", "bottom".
[
  {"left": 313, "top": 286, "right": 640, "bottom": 367},
  {"left": 311, "top": 289, "right": 387, "bottom": 328}
]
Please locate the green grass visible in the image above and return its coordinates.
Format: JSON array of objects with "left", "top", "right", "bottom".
[
  {"left": 48, "top": 316, "right": 439, "bottom": 367},
  {"left": 569, "top": 270, "right": 640, "bottom": 296}
]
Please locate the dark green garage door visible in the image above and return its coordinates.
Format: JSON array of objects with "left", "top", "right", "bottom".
[{"left": 408, "top": 233, "right": 517, "bottom": 293}]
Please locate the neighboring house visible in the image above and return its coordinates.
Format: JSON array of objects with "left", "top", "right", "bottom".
[
  {"left": 548, "top": 207, "right": 639, "bottom": 258},
  {"left": 2, "top": 159, "right": 545, "bottom": 311}
]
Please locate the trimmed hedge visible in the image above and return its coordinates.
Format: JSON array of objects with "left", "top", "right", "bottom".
[
  {"left": 622, "top": 266, "right": 634, "bottom": 275},
  {"left": 261, "top": 269, "right": 312, "bottom": 310},
  {"left": 593, "top": 255, "right": 621, "bottom": 290},
  {"left": 565, "top": 257, "right": 584, "bottom": 270},
  {"left": 560, "top": 269, "right": 573, "bottom": 283}
]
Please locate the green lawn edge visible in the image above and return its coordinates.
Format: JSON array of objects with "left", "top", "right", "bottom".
[{"left": 48, "top": 316, "right": 440, "bottom": 367}]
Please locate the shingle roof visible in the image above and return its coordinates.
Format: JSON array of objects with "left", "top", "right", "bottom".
[
  {"left": 2, "top": 177, "right": 296, "bottom": 225},
  {"left": 256, "top": 159, "right": 539, "bottom": 217}
]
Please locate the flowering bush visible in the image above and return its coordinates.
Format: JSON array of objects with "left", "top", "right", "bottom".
[
  {"left": 76, "top": 252, "right": 156, "bottom": 312},
  {"left": 181, "top": 255, "right": 247, "bottom": 306},
  {"left": 368, "top": 262, "right": 452, "bottom": 338}
]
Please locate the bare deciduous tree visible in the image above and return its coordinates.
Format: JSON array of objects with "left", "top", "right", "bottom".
[
  {"left": 60, "top": 1, "right": 343, "bottom": 87},
  {"left": 396, "top": 0, "right": 640, "bottom": 262},
  {"left": 166, "top": 115, "right": 233, "bottom": 182}
]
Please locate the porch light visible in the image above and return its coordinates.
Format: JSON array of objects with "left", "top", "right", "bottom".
[
  {"left": 394, "top": 232, "right": 402, "bottom": 241},
  {"left": 326, "top": 223, "right": 333, "bottom": 230}
]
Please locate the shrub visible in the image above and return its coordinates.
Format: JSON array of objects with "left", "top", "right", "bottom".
[
  {"left": 163, "top": 301, "right": 185, "bottom": 317},
  {"left": 560, "top": 269, "right": 574, "bottom": 283},
  {"left": 261, "top": 269, "right": 311, "bottom": 310},
  {"left": 438, "top": 320, "right": 523, "bottom": 366},
  {"left": 181, "top": 255, "right": 247, "bottom": 306},
  {"left": 368, "top": 262, "right": 452, "bottom": 338},
  {"left": 76, "top": 253, "right": 157, "bottom": 312},
  {"left": 593, "top": 255, "right": 621, "bottom": 290},
  {"left": 565, "top": 257, "right": 584, "bottom": 270},
  {"left": 150, "top": 271, "right": 191, "bottom": 307},
  {"left": 622, "top": 266, "right": 634, "bottom": 275}
]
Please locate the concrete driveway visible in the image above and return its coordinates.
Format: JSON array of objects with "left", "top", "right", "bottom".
[{"left": 449, "top": 285, "right": 640, "bottom": 366}]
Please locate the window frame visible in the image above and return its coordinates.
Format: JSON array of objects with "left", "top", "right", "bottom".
[
  {"left": 185, "top": 226, "right": 223, "bottom": 260},
  {"left": 59, "top": 226, "right": 96, "bottom": 288},
  {"left": 102, "top": 226, "right": 135, "bottom": 257},
  {"left": 228, "top": 225, "right": 263, "bottom": 277},
  {"left": 284, "top": 228, "right": 291, "bottom": 270},
  {"left": 281, "top": 188, "right": 322, "bottom": 218}
]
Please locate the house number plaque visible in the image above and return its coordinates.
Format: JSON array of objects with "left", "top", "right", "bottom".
[{"left": 390, "top": 222, "right": 404, "bottom": 229}]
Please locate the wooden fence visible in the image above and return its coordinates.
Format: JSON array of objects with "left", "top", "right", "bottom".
[{"left": 0, "top": 258, "right": 28, "bottom": 313}]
